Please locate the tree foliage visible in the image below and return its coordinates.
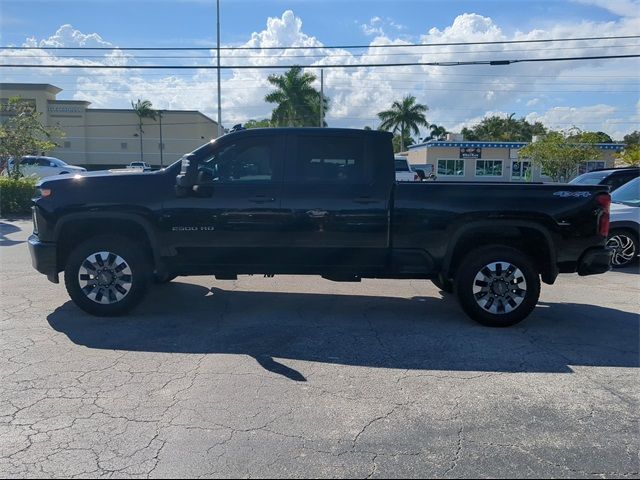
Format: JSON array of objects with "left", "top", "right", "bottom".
[
  {"left": 392, "top": 134, "right": 415, "bottom": 153},
  {"left": 566, "top": 130, "right": 613, "bottom": 144},
  {"left": 427, "top": 124, "right": 448, "bottom": 141},
  {"left": 519, "top": 130, "right": 601, "bottom": 183},
  {"left": 461, "top": 114, "right": 546, "bottom": 142},
  {"left": 377, "top": 95, "right": 429, "bottom": 152},
  {"left": 244, "top": 119, "right": 272, "bottom": 129},
  {"left": 623, "top": 130, "right": 640, "bottom": 146},
  {"left": 0, "top": 97, "right": 62, "bottom": 177},
  {"left": 615, "top": 145, "right": 640, "bottom": 167},
  {"left": 265, "top": 67, "right": 329, "bottom": 127}
]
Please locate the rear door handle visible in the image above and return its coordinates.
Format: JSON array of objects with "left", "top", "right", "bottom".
[
  {"left": 248, "top": 195, "right": 276, "bottom": 204},
  {"left": 353, "top": 196, "right": 378, "bottom": 204}
]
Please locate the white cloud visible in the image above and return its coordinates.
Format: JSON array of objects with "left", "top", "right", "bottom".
[
  {"left": 30, "top": 24, "right": 112, "bottom": 48},
  {"left": 572, "top": 0, "right": 640, "bottom": 18},
  {"left": 2, "top": 10, "right": 638, "bottom": 140},
  {"left": 525, "top": 104, "right": 631, "bottom": 138},
  {"left": 361, "top": 16, "right": 407, "bottom": 38}
]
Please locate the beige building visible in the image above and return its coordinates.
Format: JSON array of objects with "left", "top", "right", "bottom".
[
  {"left": 406, "top": 138, "right": 623, "bottom": 182},
  {"left": 0, "top": 83, "right": 220, "bottom": 169}
]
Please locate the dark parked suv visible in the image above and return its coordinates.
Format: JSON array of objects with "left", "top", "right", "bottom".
[{"left": 570, "top": 167, "right": 640, "bottom": 192}]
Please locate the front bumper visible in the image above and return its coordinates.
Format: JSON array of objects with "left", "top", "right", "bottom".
[
  {"left": 577, "top": 246, "right": 613, "bottom": 276},
  {"left": 28, "top": 234, "right": 59, "bottom": 283}
]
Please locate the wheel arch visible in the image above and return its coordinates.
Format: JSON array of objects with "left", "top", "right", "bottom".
[
  {"left": 55, "top": 213, "right": 161, "bottom": 273},
  {"left": 441, "top": 220, "right": 558, "bottom": 285}
]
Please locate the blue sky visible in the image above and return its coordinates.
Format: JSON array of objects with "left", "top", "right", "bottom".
[{"left": 1, "top": 0, "right": 639, "bottom": 139}]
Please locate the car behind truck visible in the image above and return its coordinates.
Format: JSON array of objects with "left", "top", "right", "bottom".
[{"left": 29, "top": 128, "right": 612, "bottom": 327}]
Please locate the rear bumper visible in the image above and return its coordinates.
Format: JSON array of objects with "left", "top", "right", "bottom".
[
  {"left": 28, "top": 234, "right": 59, "bottom": 283},
  {"left": 577, "top": 246, "right": 613, "bottom": 276}
]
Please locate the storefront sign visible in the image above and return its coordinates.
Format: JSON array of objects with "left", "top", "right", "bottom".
[
  {"left": 460, "top": 147, "right": 482, "bottom": 159},
  {"left": 48, "top": 105, "right": 84, "bottom": 114}
]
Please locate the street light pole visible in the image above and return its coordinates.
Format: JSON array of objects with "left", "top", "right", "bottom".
[
  {"left": 158, "top": 110, "right": 164, "bottom": 168},
  {"left": 320, "top": 68, "right": 324, "bottom": 128},
  {"left": 216, "top": 0, "right": 222, "bottom": 137}
]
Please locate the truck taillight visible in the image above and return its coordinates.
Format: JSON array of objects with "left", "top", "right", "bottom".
[{"left": 596, "top": 193, "right": 611, "bottom": 237}]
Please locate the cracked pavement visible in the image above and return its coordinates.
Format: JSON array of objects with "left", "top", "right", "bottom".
[{"left": 1, "top": 219, "right": 639, "bottom": 478}]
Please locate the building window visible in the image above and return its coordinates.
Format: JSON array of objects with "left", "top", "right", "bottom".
[
  {"left": 578, "top": 161, "right": 605, "bottom": 174},
  {"left": 476, "top": 160, "right": 503, "bottom": 177},
  {"left": 511, "top": 160, "right": 532, "bottom": 181},
  {"left": 437, "top": 159, "right": 465, "bottom": 176},
  {"left": 121, "top": 142, "right": 128, "bottom": 150},
  {"left": 63, "top": 141, "right": 71, "bottom": 148}
]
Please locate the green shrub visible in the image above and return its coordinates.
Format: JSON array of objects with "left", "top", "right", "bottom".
[{"left": 0, "top": 176, "right": 37, "bottom": 216}]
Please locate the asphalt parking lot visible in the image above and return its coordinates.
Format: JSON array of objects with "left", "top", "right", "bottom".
[{"left": 1, "top": 218, "right": 638, "bottom": 478}]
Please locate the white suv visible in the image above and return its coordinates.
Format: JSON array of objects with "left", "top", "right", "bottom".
[
  {"left": 7, "top": 156, "right": 86, "bottom": 178},
  {"left": 607, "top": 177, "right": 639, "bottom": 267}
]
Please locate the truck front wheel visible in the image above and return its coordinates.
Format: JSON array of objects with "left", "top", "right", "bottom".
[
  {"left": 455, "top": 246, "right": 540, "bottom": 327},
  {"left": 64, "top": 235, "right": 152, "bottom": 316}
]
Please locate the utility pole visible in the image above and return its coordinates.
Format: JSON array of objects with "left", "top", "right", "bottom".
[
  {"left": 319, "top": 68, "right": 324, "bottom": 128},
  {"left": 158, "top": 110, "right": 164, "bottom": 168},
  {"left": 216, "top": 0, "right": 222, "bottom": 137}
]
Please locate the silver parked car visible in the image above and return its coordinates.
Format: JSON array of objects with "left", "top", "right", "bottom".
[{"left": 607, "top": 176, "right": 640, "bottom": 267}]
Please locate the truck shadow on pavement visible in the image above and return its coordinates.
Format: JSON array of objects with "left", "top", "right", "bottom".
[
  {"left": 47, "top": 282, "right": 639, "bottom": 381},
  {"left": 0, "top": 221, "right": 23, "bottom": 247}
]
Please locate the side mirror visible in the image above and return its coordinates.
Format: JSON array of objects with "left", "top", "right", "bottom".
[
  {"left": 175, "top": 154, "right": 197, "bottom": 197},
  {"left": 176, "top": 154, "right": 197, "bottom": 188}
]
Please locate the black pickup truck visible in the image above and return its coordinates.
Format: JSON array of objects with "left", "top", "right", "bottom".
[{"left": 29, "top": 128, "right": 612, "bottom": 326}]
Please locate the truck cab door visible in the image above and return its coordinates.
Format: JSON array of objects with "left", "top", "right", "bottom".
[
  {"left": 280, "top": 132, "right": 392, "bottom": 270},
  {"left": 161, "top": 134, "right": 287, "bottom": 269}
]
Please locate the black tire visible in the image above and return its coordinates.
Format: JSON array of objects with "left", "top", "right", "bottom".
[
  {"left": 64, "top": 235, "right": 152, "bottom": 316},
  {"left": 431, "top": 276, "right": 454, "bottom": 293},
  {"left": 607, "top": 229, "right": 639, "bottom": 268},
  {"left": 455, "top": 245, "right": 540, "bottom": 327}
]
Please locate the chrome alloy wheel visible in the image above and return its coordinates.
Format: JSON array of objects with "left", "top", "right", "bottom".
[
  {"left": 78, "top": 251, "right": 133, "bottom": 304},
  {"left": 607, "top": 234, "right": 637, "bottom": 266},
  {"left": 472, "top": 261, "right": 527, "bottom": 315}
]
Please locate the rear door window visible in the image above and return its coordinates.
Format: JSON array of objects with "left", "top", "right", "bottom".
[{"left": 291, "top": 135, "right": 371, "bottom": 184}]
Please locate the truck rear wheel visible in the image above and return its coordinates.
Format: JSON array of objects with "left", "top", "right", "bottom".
[
  {"left": 455, "top": 246, "right": 540, "bottom": 327},
  {"left": 64, "top": 235, "right": 151, "bottom": 316}
]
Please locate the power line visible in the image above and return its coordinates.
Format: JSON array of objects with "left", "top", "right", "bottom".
[
  {"left": 2, "top": 53, "right": 639, "bottom": 69},
  {"left": 4, "top": 71, "right": 638, "bottom": 79},
  {"left": 4, "top": 43, "right": 639, "bottom": 59},
  {"left": 3, "top": 34, "right": 639, "bottom": 51}
]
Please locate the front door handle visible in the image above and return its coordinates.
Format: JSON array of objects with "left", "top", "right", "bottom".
[
  {"left": 353, "top": 196, "right": 378, "bottom": 204},
  {"left": 306, "top": 209, "right": 329, "bottom": 218},
  {"left": 248, "top": 195, "right": 276, "bottom": 204}
]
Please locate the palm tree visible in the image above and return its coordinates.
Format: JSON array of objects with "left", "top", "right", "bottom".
[
  {"left": 131, "top": 99, "right": 157, "bottom": 162},
  {"left": 378, "top": 95, "right": 429, "bottom": 152},
  {"left": 265, "top": 66, "right": 328, "bottom": 127},
  {"left": 429, "top": 124, "right": 448, "bottom": 141}
]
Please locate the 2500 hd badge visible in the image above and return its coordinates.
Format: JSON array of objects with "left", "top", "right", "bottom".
[{"left": 172, "top": 226, "right": 215, "bottom": 231}]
